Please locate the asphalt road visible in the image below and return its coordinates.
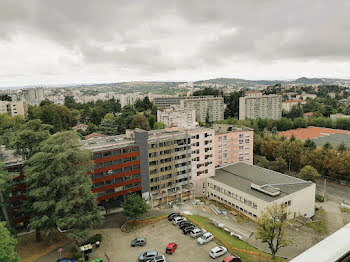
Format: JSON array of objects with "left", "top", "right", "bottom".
[{"left": 315, "top": 179, "right": 350, "bottom": 202}]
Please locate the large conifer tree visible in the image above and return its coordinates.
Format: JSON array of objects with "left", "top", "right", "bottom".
[{"left": 24, "top": 131, "right": 103, "bottom": 242}]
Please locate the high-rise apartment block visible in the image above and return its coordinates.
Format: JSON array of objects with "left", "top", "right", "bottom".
[
  {"left": 154, "top": 96, "right": 225, "bottom": 122},
  {"left": 134, "top": 128, "right": 193, "bottom": 207},
  {"left": 157, "top": 107, "right": 197, "bottom": 128},
  {"left": 80, "top": 135, "right": 142, "bottom": 208},
  {"left": 239, "top": 91, "right": 282, "bottom": 120},
  {"left": 0, "top": 101, "right": 28, "bottom": 117},
  {"left": 22, "top": 88, "right": 44, "bottom": 106},
  {"left": 188, "top": 128, "right": 215, "bottom": 197},
  {"left": 213, "top": 124, "right": 254, "bottom": 168}
]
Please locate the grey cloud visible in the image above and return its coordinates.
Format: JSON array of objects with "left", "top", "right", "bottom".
[{"left": 0, "top": 0, "right": 350, "bottom": 75}]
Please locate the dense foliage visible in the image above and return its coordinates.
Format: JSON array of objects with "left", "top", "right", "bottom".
[
  {"left": 0, "top": 222, "right": 20, "bottom": 262},
  {"left": 122, "top": 194, "right": 150, "bottom": 220}
]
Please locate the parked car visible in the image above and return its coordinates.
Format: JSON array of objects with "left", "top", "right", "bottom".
[
  {"left": 138, "top": 250, "right": 158, "bottom": 262},
  {"left": 165, "top": 242, "right": 178, "bottom": 254},
  {"left": 183, "top": 225, "right": 196, "bottom": 235},
  {"left": 131, "top": 237, "right": 146, "bottom": 247},
  {"left": 57, "top": 259, "right": 76, "bottom": 262},
  {"left": 190, "top": 228, "right": 205, "bottom": 238},
  {"left": 179, "top": 222, "right": 192, "bottom": 230},
  {"left": 197, "top": 232, "right": 214, "bottom": 245},
  {"left": 209, "top": 246, "right": 227, "bottom": 259},
  {"left": 172, "top": 216, "right": 186, "bottom": 225},
  {"left": 178, "top": 220, "right": 190, "bottom": 227},
  {"left": 168, "top": 213, "right": 181, "bottom": 221},
  {"left": 150, "top": 255, "right": 167, "bottom": 262},
  {"left": 222, "top": 254, "right": 242, "bottom": 262}
]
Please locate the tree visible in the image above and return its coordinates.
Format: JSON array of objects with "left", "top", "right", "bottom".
[
  {"left": 256, "top": 203, "right": 291, "bottom": 259},
  {"left": 98, "top": 114, "right": 119, "bottom": 135},
  {"left": 24, "top": 131, "right": 103, "bottom": 243},
  {"left": 129, "top": 114, "right": 150, "bottom": 130},
  {"left": 322, "top": 142, "right": 333, "bottom": 150},
  {"left": 299, "top": 165, "right": 321, "bottom": 181},
  {"left": 304, "top": 139, "right": 316, "bottom": 150},
  {"left": 11, "top": 119, "right": 52, "bottom": 160},
  {"left": 0, "top": 222, "right": 20, "bottom": 262},
  {"left": 277, "top": 140, "right": 304, "bottom": 170},
  {"left": 122, "top": 194, "right": 150, "bottom": 220},
  {"left": 153, "top": 121, "right": 166, "bottom": 130},
  {"left": 270, "top": 157, "right": 288, "bottom": 173},
  {"left": 337, "top": 142, "right": 347, "bottom": 153}
]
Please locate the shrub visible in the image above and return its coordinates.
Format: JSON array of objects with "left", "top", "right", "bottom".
[
  {"left": 82, "top": 233, "right": 102, "bottom": 245},
  {"left": 316, "top": 194, "right": 324, "bottom": 202}
]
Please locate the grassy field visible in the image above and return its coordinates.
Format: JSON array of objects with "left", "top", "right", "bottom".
[{"left": 186, "top": 215, "right": 286, "bottom": 262}]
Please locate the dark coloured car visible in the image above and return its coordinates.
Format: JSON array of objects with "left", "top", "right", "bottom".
[
  {"left": 183, "top": 225, "right": 195, "bottom": 235},
  {"left": 138, "top": 250, "right": 158, "bottom": 262},
  {"left": 179, "top": 222, "right": 192, "bottom": 230},
  {"left": 131, "top": 237, "right": 146, "bottom": 247},
  {"left": 168, "top": 213, "right": 181, "bottom": 221},
  {"left": 165, "top": 242, "right": 178, "bottom": 254},
  {"left": 57, "top": 259, "right": 76, "bottom": 262}
]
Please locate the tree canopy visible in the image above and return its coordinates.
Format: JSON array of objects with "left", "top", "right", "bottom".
[
  {"left": 0, "top": 222, "right": 20, "bottom": 262},
  {"left": 256, "top": 203, "right": 291, "bottom": 259},
  {"left": 24, "top": 131, "right": 103, "bottom": 242},
  {"left": 122, "top": 194, "right": 150, "bottom": 220}
]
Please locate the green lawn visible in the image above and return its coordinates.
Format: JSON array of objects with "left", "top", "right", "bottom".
[{"left": 186, "top": 215, "right": 286, "bottom": 262}]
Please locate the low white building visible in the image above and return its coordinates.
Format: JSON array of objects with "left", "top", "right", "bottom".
[
  {"left": 187, "top": 127, "right": 215, "bottom": 197},
  {"left": 282, "top": 100, "right": 306, "bottom": 112},
  {"left": 157, "top": 107, "right": 197, "bottom": 129},
  {"left": 207, "top": 162, "right": 315, "bottom": 220}
]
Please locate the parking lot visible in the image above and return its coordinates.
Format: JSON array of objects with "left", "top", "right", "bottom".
[{"left": 91, "top": 219, "right": 229, "bottom": 262}]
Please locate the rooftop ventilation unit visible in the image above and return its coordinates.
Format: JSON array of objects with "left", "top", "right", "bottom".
[{"left": 251, "top": 183, "right": 280, "bottom": 197}]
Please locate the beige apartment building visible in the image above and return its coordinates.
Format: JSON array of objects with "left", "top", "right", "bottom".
[
  {"left": 154, "top": 96, "right": 226, "bottom": 123},
  {"left": 239, "top": 91, "right": 282, "bottom": 120},
  {"left": 282, "top": 99, "right": 306, "bottom": 112},
  {"left": 213, "top": 124, "right": 254, "bottom": 168},
  {"left": 157, "top": 107, "right": 197, "bottom": 129},
  {"left": 0, "top": 101, "right": 28, "bottom": 117},
  {"left": 187, "top": 127, "right": 215, "bottom": 197},
  {"left": 207, "top": 162, "right": 315, "bottom": 220}
]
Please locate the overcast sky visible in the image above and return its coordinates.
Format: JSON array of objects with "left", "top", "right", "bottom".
[{"left": 1, "top": 0, "right": 350, "bottom": 87}]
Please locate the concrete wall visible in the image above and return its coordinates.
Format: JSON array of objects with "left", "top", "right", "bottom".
[{"left": 134, "top": 130, "right": 150, "bottom": 199}]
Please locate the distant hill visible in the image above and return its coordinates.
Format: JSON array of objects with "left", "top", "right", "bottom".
[{"left": 194, "top": 77, "right": 350, "bottom": 87}]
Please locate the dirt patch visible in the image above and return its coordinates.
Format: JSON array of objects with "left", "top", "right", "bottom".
[{"left": 17, "top": 232, "right": 71, "bottom": 262}]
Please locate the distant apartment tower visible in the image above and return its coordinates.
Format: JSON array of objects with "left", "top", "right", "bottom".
[
  {"left": 188, "top": 128, "right": 215, "bottom": 197},
  {"left": 157, "top": 107, "right": 197, "bottom": 129},
  {"left": 239, "top": 92, "right": 282, "bottom": 120},
  {"left": 213, "top": 124, "right": 254, "bottom": 168},
  {"left": 154, "top": 96, "right": 225, "bottom": 122},
  {"left": 0, "top": 101, "right": 28, "bottom": 117},
  {"left": 22, "top": 88, "right": 44, "bottom": 106},
  {"left": 134, "top": 128, "right": 193, "bottom": 207}
]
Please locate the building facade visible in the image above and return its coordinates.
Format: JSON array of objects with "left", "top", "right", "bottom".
[
  {"left": 207, "top": 162, "right": 315, "bottom": 220},
  {"left": 21, "top": 88, "right": 44, "bottom": 106},
  {"left": 239, "top": 92, "right": 282, "bottom": 120},
  {"left": 134, "top": 128, "right": 193, "bottom": 207},
  {"left": 213, "top": 124, "right": 253, "bottom": 168},
  {"left": 188, "top": 128, "right": 215, "bottom": 197},
  {"left": 282, "top": 100, "right": 306, "bottom": 112},
  {"left": 157, "top": 107, "right": 197, "bottom": 129},
  {"left": 81, "top": 135, "right": 142, "bottom": 209},
  {"left": 154, "top": 96, "right": 225, "bottom": 122},
  {"left": 0, "top": 101, "right": 28, "bottom": 117}
]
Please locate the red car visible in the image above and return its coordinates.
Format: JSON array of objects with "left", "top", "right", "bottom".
[
  {"left": 222, "top": 254, "right": 241, "bottom": 262},
  {"left": 165, "top": 242, "right": 178, "bottom": 254}
]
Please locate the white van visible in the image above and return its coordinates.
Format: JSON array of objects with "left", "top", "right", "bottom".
[{"left": 172, "top": 216, "right": 186, "bottom": 225}]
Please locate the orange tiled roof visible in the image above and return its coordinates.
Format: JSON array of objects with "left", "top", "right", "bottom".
[
  {"left": 73, "top": 124, "right": 88, "bottom": 129},
  {"left": 85, "top": 132, "right": 106, "bottom": 139},
  {"left": 278, "top": 126, "right": 350, "bottom": 141},
  {"left": 303, "top": 112, "right": 313, "bottom": 116}
]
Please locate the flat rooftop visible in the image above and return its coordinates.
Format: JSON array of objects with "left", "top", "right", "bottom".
[
  {"left": 279, "top": 126, "right": 350, "bottom": 141},
  {"left": 210, "top": 162, "right": 312, "bottom": 202},
  {"left": 312, "top": 133, "right": 350, "bottom": 148},
  {"left": 80, "top": 135, "right": 136, "bottom": 152}
]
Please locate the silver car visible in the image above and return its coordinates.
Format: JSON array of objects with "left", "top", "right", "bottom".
[{"left": 138, "top": 250, "right": 158, "bottom": 262}]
